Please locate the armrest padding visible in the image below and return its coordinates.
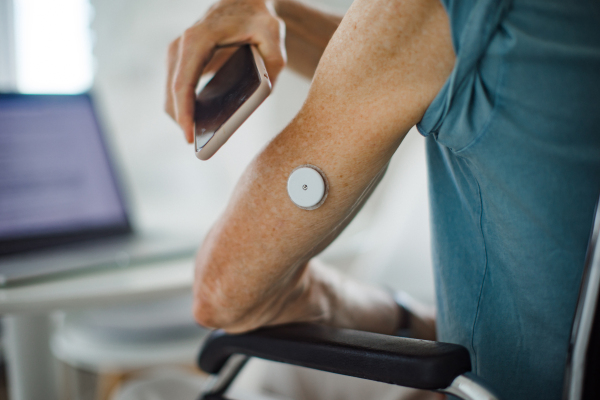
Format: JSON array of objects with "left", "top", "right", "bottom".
[{"left": 198, "top": 323, "right": 471, "bottom": 390}]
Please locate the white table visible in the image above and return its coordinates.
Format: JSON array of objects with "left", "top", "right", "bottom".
[{"left": 0, "top": 257, "right": 195, "bottom": 400}]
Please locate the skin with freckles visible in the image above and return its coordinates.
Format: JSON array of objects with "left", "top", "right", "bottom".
[{"left": 166, "top": 0, "right": 454, "bottom": 336}]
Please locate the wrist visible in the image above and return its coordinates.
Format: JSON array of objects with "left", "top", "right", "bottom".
[
  {"left": 390, "top": 291, "right": 412, "bottom": 335},
  {"left": 390, "top": 291, "right": 437, "bottom": 340}
]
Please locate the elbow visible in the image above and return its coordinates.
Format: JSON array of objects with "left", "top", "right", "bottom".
[
  {"left": 192, "top": 296, "right": 221, "bottom": 329},
  {"left": 192, "top": 243, "right": 247, "bottom": 330},
  {"left": 191, "top": 236, "right": 272, "bottom": 333},
  {"left": 193, "top": 296, "right": 258, "bottom": 333},
  {"left": 192, "top": 276, "right": 258, "bottom": 333}
]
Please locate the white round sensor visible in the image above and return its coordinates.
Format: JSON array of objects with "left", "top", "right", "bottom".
[{"left": 287, "top": 165, "right": 328, "bottom": 210}]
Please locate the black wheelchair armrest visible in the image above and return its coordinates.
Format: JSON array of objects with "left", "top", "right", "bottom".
[{"left": 198, "top": 323, "right": 471, "bottom": 391}]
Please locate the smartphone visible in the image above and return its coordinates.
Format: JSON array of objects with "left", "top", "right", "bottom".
[{"left": 194, "top": 45, "right": 271, "bottom": 160}]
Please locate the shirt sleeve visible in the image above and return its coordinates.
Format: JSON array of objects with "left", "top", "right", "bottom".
[{"left": 417, "top": 0, "right": 511, "bottom": 152}]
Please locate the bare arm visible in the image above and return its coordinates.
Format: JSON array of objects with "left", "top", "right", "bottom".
[{"left": 191, "top": 0, "right": 455, "bottom": 334}]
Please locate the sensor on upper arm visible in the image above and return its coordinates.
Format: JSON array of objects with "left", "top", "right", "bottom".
[{"left": 287, "top": 165, "right": 329, "bottom": 210}]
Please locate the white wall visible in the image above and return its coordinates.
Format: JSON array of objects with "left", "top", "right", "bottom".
[{"left": 89, "top": 0, "right": 435, "bottom": 304}]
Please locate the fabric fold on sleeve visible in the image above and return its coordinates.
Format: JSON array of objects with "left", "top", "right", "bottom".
[{"left": 417, "top": 0, "right": 512, "bottom": 151}]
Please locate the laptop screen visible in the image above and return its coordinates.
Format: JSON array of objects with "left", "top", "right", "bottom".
[{"left": 0, "top": 93, "right": 130, "bottom": 255}]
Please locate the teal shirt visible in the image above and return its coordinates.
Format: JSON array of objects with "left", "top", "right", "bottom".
[{"left": 416, "top": 0, "right": 600, "bottom": 398}]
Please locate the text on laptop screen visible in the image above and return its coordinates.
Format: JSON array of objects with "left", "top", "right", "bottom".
[{"left": 0, "top": 94, "right": 128, "bottom": 240}]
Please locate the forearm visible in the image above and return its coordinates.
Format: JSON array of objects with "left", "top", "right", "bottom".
[
  {"left": 194, "top": 247, "right": 435, "bottom": 338},
  {"left": 303, "top": 261, "right": 400, "bottom": 334},
  {"left": 291, "top": 263, "right": 438, "bottom": 339},
  {"left": 272, "top": 0, "right": 343, "bottom": 78}
]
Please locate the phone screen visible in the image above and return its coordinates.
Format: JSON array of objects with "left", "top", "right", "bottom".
[{"left": 195, "top": 45, "right": 261, "bottom": 151}]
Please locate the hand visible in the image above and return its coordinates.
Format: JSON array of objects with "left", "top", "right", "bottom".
[{"left": 165, "top": 0, "right": 287, "bottom": 143}]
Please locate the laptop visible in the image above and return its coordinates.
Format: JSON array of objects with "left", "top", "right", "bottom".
[{"left": 0, "top": 93, "right": 197, "bottom": 286}]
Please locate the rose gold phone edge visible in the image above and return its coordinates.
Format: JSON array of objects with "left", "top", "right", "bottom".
[{"left": 195, "top": 46, "right": 272, "bottom": 161}]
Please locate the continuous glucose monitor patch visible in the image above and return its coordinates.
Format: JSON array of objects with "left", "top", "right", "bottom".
[{"left": 287, "top": 165, "right": 328, "bottom": 210}]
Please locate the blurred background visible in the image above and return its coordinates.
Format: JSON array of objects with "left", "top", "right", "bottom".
[{"left": 0, "top": 0, "right": 434, "bottom": 398}]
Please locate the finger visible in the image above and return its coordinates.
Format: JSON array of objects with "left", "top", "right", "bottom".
[
  {"left": 172, "top": 27, "right": 216, "bottom": 143},
  {"left": 165, "top": 37, "right": 180, "bottom": 122},
  {"left": 252, "top": 16, "right": 287, "bottom": 83}
]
